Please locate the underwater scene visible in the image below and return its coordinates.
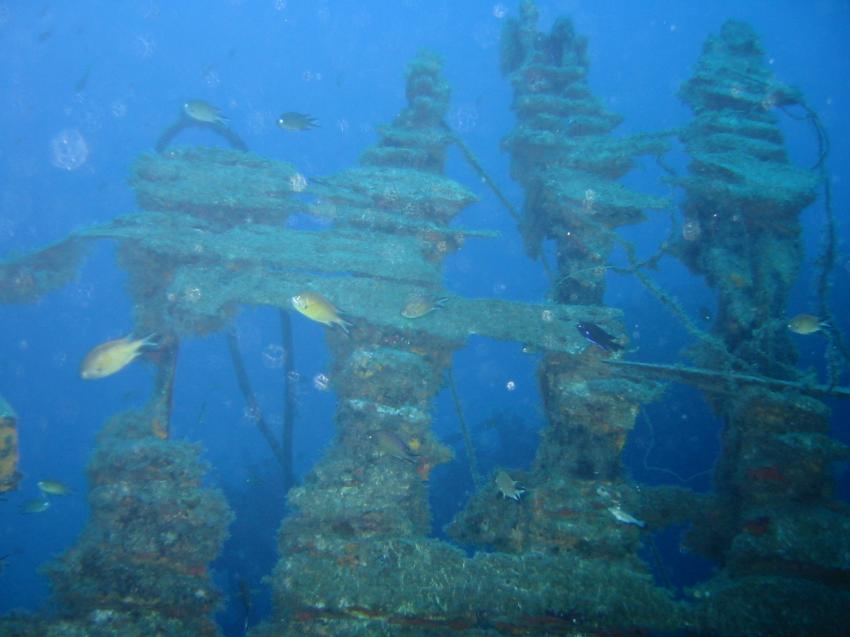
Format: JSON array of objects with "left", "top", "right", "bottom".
[{"left": 1, "top": 1, "right": 849, "bottom": 635}]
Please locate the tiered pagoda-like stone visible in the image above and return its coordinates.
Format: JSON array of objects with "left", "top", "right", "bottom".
[
  {"left": 501, "top": 0, "right": 668, "bottom": 305},
  {"left": 674, "top": 20, "right": 850, "bottom": 636},
  {"left": 40, "top": 410, "right": 233, "bottom": 637}
]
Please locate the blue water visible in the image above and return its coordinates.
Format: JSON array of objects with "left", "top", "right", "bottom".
[{"left": 1, "top": 0, "right": 848, "bottom": 632}]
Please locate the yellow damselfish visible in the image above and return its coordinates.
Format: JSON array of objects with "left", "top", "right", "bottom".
[
  {"left": 787, "top": 313, "right": 828, "bottom": 335},
  {"left": 80, "top": 333, "right": 158, "bottom": 380},
  {"left": 183, "top": 99, "right": 227, "bottom": 125},
  {"left": 37, "top": 480, "right": 72, "bottom": 496},
  {"left": 291, "top": 292, "right": 352, "bottom": 333}
]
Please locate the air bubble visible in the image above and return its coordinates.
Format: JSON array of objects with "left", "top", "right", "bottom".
[
  {"left": 243, "top": 405, "right": 262, "bottom": 423},
  {"left": 313, "top": 373, "right": 330, "bottom": 391},
  {"left": 682, "top": 220, "right": 701, "bottom": 241},
  {"left": 51, "top": 129, "right": 89, "bottom": 171},
  {"left": 133, "top": 34, "right": 157, "bottom": 59},
  {"left": 290, "top": 173, "right": 308, "bottom": 192},
  {"left": 111, "top": 100, "right": 127, "bottom": 118},
  {"left": 262, "top": 344, "right": 287, "bottom": 369}
]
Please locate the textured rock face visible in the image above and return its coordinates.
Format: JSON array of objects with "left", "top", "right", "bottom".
[
  {"left": 672, "top": 20, "right": 850, "bottom": 637},
  {"left": 41, "top": 410, "right": 233, "bottom": 637},
  {"left": 0, "top": 6, "right": 845, "bottom": 637},
  {"left": 0, "top": 396, "right": 20, "bottom": 494},
  {"left": 677, "top": 19, "right": 818, "bottom": 374},
  {"left": 501, "top": 0, "right": 668, "bottom": 305}
]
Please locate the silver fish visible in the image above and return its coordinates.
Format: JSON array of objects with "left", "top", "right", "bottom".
[{"left": 608, "top": 505, "right": 645, "bottom": 528}]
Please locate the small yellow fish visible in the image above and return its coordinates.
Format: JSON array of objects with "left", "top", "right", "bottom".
[
  {"left": 80, "top": 333, "right": 157, "bottom": 380},
  {"left": 291, "top": 292, "right": 352, "bottom": 333},
  {"left": 401, "top": 294, "right": 448, "bottom": 319},
  {"left": 20, "top": 499, "right": 50, "bottom": 514},
  {"left": 277, "top": 111, "right": 318, "bottom": 131},
  {"left": 787, "top": 314, "right": 829, "bottom": 335},
  {"left": 183, "top": 99, "right": 228, "bottom": 125},
  {"left": 37, "top": 480, "right": 72, "bottom": 496}
]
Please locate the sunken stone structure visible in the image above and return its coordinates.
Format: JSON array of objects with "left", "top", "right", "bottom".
[
  {"left": 0, "top": 395, "right": 20, "bottom": 494},
  {"left": 254, "top": 51, "right": 684, "bottom": 637},
  {"left": 447, "top": 8, "right": 677, "bottom": 635},
  {"left": 0, "top": 4, "right": 848, "bottom": 637},
  {"left": 500, "top": 0, "right": 668, "bottom": 305},
  {"left": 44, "top": 410, "right": 232, "bottom": 636},
  {"left": 672, "top": 20, "right": 850, "bottom": 636}
]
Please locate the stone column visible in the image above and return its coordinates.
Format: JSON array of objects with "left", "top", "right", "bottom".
[
  {"left": 675, "top": 20, "right": 850, "bottom": 636},
  {"left": 42, "top": 410, "right": 233, "bottom": 636}
]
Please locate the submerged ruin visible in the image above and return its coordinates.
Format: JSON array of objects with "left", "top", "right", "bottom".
[{"left": 1, "top": 2, "right": 848, "bottom": 636}]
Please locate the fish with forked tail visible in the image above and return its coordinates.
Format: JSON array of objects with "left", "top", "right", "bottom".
[
  {"left": 576, "top": 321, "right": 623, "bottom": 352},
  {"left": 183, "top": 99, "right": 228, "bottom": 125},
  {"left": 277, "top": 111, "right": 319, "bottom": 131},
  {"left": 787, "top": 313, "right": 829, "bottom": 335},
  {"left": 80, "top": 333, "right": 158, "bottom": 379},
  {"left": 291, "top": 292, "right": 352, "bottom": 334}
]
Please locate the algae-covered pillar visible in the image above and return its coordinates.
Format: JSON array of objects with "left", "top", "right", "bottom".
[
  {"left": 40, "top": 410, "right": 233, "bottom": 636},
  {"left": 675, "top": 21, "right": 850, "bottom": 635},
  {"left": 677, "top": 20, "right": 818, "bottom": 375},
  {"left": 256, "top": 52, "right": 469, "bottom": 636},
  {"left": 125, "top": 145, "right": 303, "bottom": 440},
  {"left": 0, "top": 395, "right": 20, "bottom": 494},
  {"left": 498, "top": 0, "right": 667, "bottom": 484},
  {"left": 501, "top": 0, "right": 668, "bottom": 304},
  {"left": 469, "top": 1, "right": 661, "bottom": 513},
  {"left": 446, "top": 3, "right": 682, "bottom": 634}
]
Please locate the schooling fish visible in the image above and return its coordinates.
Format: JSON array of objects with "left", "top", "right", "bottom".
[
  {"left": 576, "top": 321, "right": 623, "bottom": 352},
  {"left": 494, "top": 469, "right": 525, "bottom": 501},
  {"left": 291, "top": 292, "right": 352, "bottom": 333},
  {"left": 608, "top": 505, "right": 645, "bottom": 528},
  {"left": 401, "top": 294, "right": 448, "bottom": 319},
  {"left": 80, "top": 333, "right": 158, "bottom": 380},
  {"left": 183, "top": 99, "right": 228, "bottom": 125},
  {"left": 20, "top": 499, "right": 50, "bottom": 514},
  {"left": 372, "top": 430, "right": 418, "bottom": 464},
  {"left": 277, "top": 111, "right": 319, "bottom": 132},
  {"left": 787, "top": 313, "right": 829, "bottom": 335},
  {"left": 37, "top": 480, "right": 73, "bottom": 496}
]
